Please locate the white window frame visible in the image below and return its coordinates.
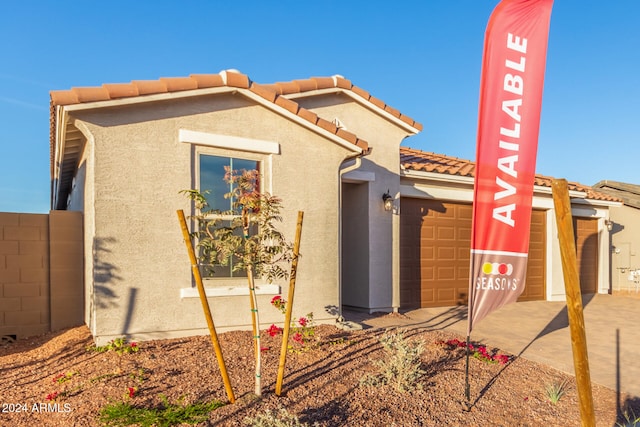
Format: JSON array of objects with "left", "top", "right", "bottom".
[{"left": 179, "top": 130, "right": 280, "bottom": 297}]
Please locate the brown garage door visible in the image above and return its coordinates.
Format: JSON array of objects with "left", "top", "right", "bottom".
[
  {"left": 400, "top": 198, "right": 545, "bottom": 309},
  {"left": 573, "top": 217, "right": 598, "bottom": 294}
]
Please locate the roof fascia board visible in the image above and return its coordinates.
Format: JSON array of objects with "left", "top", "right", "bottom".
[
  {"left": 569, "top": 198, "right": 622, "bottom": 208},
  {"left": 286, "top": 88, "right": 421, "bottom": 135},
  {"left": 59, "top": 86, "right": 239, "bottom": 112},
  {"left": 401, "top": 168, "right": 598, "bottom": 200},
  {"left": 401, "top": 168, "right": 474, "bottom": 185}
]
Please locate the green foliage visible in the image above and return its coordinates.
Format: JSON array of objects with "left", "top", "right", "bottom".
[
  {"left": 181, "top": 168, "right": 293, "bottom": 283},
  {"left": 617, "top": 407, "right": 640, "bottom": 427},
  {"left": 360, "top": 329, "right": 425, "bottom": 392},
  {"left": 544, "top": 379, "right": 570, "bottom": 404},
  {"left": 89, "top": 337, "right": 139, "bottom": 355},
  {"left": 244, "top": 408, "right": 318, "bottom": 427},
  {"left": 98, "top": 395, "right": 225, "bottom": 427},
  {"left": 53, "top": 371, "right": 77, "bottom": 384}
]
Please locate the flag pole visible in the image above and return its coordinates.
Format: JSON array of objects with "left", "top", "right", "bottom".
[{"left": 464, "top": 334, "right": 471, "bottom": 410}]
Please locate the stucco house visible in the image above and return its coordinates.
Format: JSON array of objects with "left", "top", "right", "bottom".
[
  {"left": 593, "top": 180, "right": 640, "bottom": 292},
  {"left": 50, "top": 70, "right": 620, "bottom": 345}
]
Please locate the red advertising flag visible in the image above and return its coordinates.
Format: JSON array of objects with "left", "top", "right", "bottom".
[{"left": 468, "top": 0, "right": 553, "bottom": 334}]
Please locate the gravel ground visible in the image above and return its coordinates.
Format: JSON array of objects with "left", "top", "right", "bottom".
[{"left": 1, "top": 321, "right": 638, "bottom": 426}]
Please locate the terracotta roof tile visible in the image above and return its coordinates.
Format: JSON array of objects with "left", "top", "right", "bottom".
[
  {"left": 336, "top": 128, "right": 358, "bottom": 145},
  {"left": 222, "top": 71, "right": 250, "bottom": 88},
  {"left": 316, "top": 117, "right": 338, "bottom": 134},
  {"left": 159, "top": 77, "right": 199, "bottom": 92},
  {"left": 189, "top": 74, "right": 224, "bottom": 88},
  {"left": 258, "top": 83, "right": 282, "bottom": 95},
  {"left": 102, "top": 83, "right": 139, "bottom": 99},
  {"left": 384, "top": 104, "right": 401, "bottom": 119},
  {"left": 274, "top": 96, "right": 300, "bottom": 115},
  {"left": 310, "top": 77, "right": 334, "bottom": 90},
  {"left": 51, "top": 70, "right": 434, "bottom": 178},
  {"left": 368, "top": 95, "right": 386, "bottom": 110},
  {"left": 400, "top": 147, "right": 621, "bottom": 202},
  {"left": 296, "top": 107, "right": 319, "bottom": 125},
  {"left": 293, "top": 79, "right": 317, "bottom": 92},
  {"left": 131, "top": 80, "right": 169, "bottom": 95},
  {"left": 275, "top": 81, "right": 300, "bottom": 95},
  {"left": 249, "top": 83, "right": 277, "bottom": 103},
  {"left": 334, "top": 76, "right": 352, "bottom": 89},
  {"left": 50, "top": 90, "right": 79, "bottom": 105},
  {"left": 73, "top": 87, "right": 111, "bottom": 103},
  {"left": 351, "top": 85, "right": 370, "bottom": 100}
]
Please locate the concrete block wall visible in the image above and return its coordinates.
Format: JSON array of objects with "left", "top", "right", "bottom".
[
  {"left": 0, "top": 211, "right": 83, "bottom": 340},
  {"left": 50, "top": 211, "right": 84, "bottom": 331}
]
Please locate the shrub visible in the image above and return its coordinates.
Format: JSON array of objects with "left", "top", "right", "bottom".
[
  {"left": 544, "top": 379, "right": 570, "bottom": 404},
  {"left": 99, "top": 395, "right": 224, "bottom": 426},
  {"left": 360, "top": 329, "right": 425, "bottom": 392},
  {"left": 617, "top": 407, "right": 640, "bottom": 427},
  {"left": 244, "top": 408, "right": 318, "bottom": 427}
]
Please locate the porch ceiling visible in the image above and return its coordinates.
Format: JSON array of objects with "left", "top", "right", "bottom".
[{"left": 55, "top": 123, "right": 84, "bottom": 209}]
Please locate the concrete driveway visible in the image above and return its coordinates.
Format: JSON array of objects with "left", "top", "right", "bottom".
[{"left": 343, "top": 293, "right": 640, "bottom": 398}]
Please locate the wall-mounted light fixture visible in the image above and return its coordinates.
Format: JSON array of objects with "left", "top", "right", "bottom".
[
  {"left": 604, "top": 219, "right": 613, "bottom": 231},
  {"left": 382, "top": 190, "right": 393, "bottom": 212}
]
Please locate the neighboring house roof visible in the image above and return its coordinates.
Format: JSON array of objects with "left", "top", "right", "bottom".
[
  {"left": 593, "top": 180, "right": 640, "bottom": 209},
  {"left": 400, "top": 146, "right": 621, "bottom": 203}
]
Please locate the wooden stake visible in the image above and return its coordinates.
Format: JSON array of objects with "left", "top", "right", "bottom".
[
  {"left": 177, "top": 210, "right": 235, "bottom": 404},
  {"left": 551, "top": 179, "right": 595, "bottom": 426},
  {"left": 275, "top": 211, "right": 304, "bottom": 396}
]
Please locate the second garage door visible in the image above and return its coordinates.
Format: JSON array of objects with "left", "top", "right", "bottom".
[{"left": 400, "top": 198, "right": 546, "bottom": 309}]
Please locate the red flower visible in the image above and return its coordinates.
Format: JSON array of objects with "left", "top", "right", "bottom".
[
  {"left": 270, "top": 296, "right": 281, "bottom": 305},
  {"left": 298, "top": 317, "right": 308, "bottom": 327},
  {"left": 267, "top": 324, "right": 282, "bottom": 337},
  {"left": 128, "top": 387, "right": 136, "bottom": 398},
  {"left": 45, "top": 391, "right": 59, "bottom": 401},
  {"left": 292, "top": 332, "right": 304, "bottom": 344},
  {"left": 260, "top": 347, "right": 270, "bottom": 352},
  {"left": 130, "top": 342, "right": 137, "bottom": 348}
]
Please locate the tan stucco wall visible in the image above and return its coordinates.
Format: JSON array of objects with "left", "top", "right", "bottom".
[
  {"left": 69, "top": 93, "right": 357, "bottom": 344},
  {"left": 608, "top": 204, "right": 640, "bottom": 291},
  {"left": 296, "top": 94, "right": 416, "bottom": 312}
]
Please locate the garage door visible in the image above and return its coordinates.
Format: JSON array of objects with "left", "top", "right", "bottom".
[
  {"left": 573, "top": 217, "right": 598, "bottom": 294},
  {"left": 400, "top": 198, "right": 546, "bottom": 309}
]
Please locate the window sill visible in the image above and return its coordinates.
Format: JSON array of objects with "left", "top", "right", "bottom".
[{"left": 180, "top": 284, "right": 280, "bottom": 298}]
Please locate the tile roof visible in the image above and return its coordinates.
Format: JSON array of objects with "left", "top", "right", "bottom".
[
  {"left": 50, "top": 70, "right": 425, "bottom": 176},
  {"left": 593, "top": 180, "right": 640, "bottom": 208},
  {"left": 400, "top": 146, "right": 621, "bottom": 202}
]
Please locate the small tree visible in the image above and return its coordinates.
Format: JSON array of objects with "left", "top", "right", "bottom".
[{"left": 183, "top": 168, "right": 292, "bottom": 396}]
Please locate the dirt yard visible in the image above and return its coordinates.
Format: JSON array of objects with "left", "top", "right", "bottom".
[{"left": 2, "top": 321, "right": 639, "bottom": 426}]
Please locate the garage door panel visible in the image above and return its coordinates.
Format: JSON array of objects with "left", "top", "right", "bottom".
[
  {"left": 573, "top": 217, "right": 598, "bottom": 294},
  {"left": 436, "top": 289, "right": 455, "bottom": 303},
  {"left": 400, "top": 198, "right": 545, "bottom": 308},
  {"left": 438, "top": 227, "right": 455, "bottom": 240},
  {"left": 437, "top": 266, "right": 455, "bottom": 279},
  {"left": 458, "top": 227, "right": 471, "bottom": 240},
  {"left": 438, "top": 247, "right": 455, "bottom": 260}
]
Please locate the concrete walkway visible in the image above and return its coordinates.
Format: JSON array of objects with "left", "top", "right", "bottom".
[{"left": 343, "top": 293, "right": 640, "bottom": 398}]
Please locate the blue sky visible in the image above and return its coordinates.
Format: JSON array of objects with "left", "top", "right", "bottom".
[{"left": 1, "top": 1, "right": 639, "bottom": 213}]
